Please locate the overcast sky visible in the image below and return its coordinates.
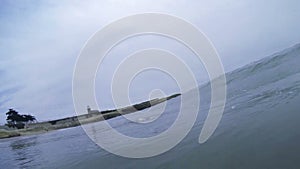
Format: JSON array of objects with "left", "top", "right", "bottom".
[{"left": 0, "top": 0, "right": 300, "bottom": 124}]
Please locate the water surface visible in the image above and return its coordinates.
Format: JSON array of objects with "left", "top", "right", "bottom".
[{"left": 1, "top": 44, "right": 300, "bottom": 168}]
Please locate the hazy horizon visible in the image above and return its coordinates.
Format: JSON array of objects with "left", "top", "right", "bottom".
[{"left": 1, "top": 0, "right": 300, "bottom": 124}]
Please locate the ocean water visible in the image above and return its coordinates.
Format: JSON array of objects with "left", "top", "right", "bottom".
[{"left": 1, "top": 44, "right": 300, "bottom": 169}]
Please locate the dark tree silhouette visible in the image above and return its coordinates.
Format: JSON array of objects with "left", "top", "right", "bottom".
[
  {"left": 5, "top": 109, "right": 36, "bottom": 129},
  {"left": 22, "top": 114, "right": 36, "bottom": 122}
]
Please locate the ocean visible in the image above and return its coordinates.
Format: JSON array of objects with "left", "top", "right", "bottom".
[{"left": 1, "top": 44, "right": 300, "bottom": 169}]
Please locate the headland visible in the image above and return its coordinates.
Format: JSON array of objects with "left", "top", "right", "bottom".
[{"left": 0, "top": 93, "right": 180, "bottom": 139}]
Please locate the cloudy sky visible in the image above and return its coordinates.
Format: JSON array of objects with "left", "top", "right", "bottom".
[{"left": 0, "top": 0, "right": 300, "bottom": 124}]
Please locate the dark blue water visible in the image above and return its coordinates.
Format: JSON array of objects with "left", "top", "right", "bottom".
[{"left": 1, "top": 44, "right": 300, "bottom": 169}]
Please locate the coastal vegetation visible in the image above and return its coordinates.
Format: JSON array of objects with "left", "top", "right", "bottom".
[
  {"left": 0, "top": 94, "right": 180, "bottom": 139},
  {"left": 5, "top": 109, "right": 36, "bottom": 129}
]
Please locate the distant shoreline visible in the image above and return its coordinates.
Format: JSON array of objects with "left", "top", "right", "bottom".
[{"left": 0, "top": 93, "right": 180, "bottom": 139}]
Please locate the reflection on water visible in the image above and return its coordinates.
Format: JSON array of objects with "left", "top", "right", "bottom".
[
  {"left": 10, "top": 137, "right": 37, "bottom": 151},
  {"left": 0, "top": 127, "right": 98, "bottom": 169},
  {"left": 9, "top": 137, "right": 41, "bottom": 169}
]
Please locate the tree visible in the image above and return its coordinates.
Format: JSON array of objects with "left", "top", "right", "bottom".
[
  {"left": 22, "top": 115, "right": 36, "bottom": 122},
  {"left": 5, "top": 109, "right": 36, "bottom": 129}
]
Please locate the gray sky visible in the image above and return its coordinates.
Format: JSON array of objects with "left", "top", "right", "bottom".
[{"left": 1, "top": 0, "right": 300, "bottom": 124}]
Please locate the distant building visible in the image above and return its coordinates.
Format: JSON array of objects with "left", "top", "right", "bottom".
[{"left": 87, "top": 106, "right": 100, "bottom": 114}]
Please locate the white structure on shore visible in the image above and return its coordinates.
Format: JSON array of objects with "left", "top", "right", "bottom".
[{"left": 87, "top": 106, "right": 100, "bottom": 114}]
